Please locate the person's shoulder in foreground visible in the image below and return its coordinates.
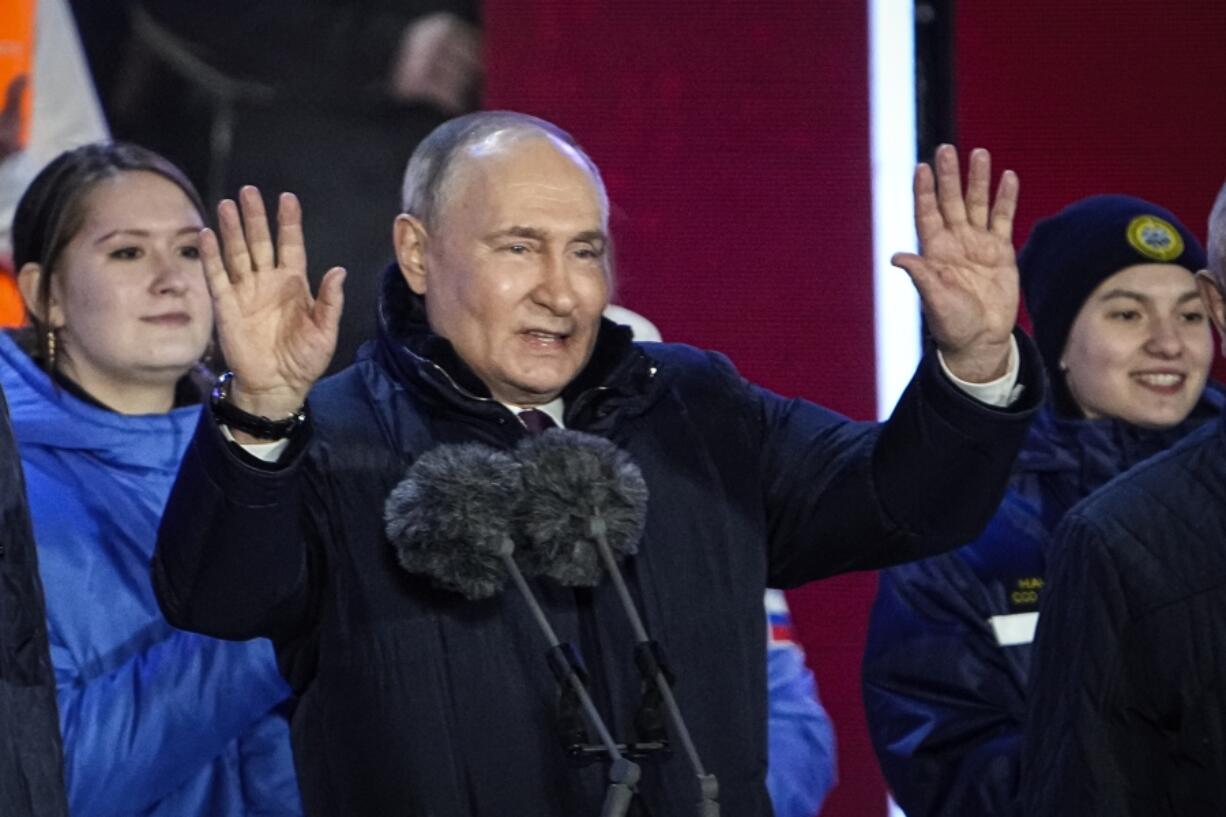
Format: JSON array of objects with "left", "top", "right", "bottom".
[
  {"left": 1022, "top": 181, "right": 1226, "bottom": 816},
  {"left": 0, "top": 382, "right": 69, "bottom": 817},
  {"left": 1020, "top": 417, "right": 1226, "bottom": 816},
  {"left": 1055, "top": 414, "right": 1224, "bottom": 610}
]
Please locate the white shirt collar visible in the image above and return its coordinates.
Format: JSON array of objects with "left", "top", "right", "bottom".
[{"left": 501, "top": 398, "right": 566, "bottom": 429}]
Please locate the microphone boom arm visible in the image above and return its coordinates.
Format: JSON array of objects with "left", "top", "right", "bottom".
[
  {"left": 500, "top": 549, "right": 641, "bottom": 817},
  {"left": 589, "top": 517, "right": 720, "bottom": 817}
]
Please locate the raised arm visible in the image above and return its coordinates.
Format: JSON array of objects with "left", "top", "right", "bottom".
[
  {"left": 137, "top": 1, "right": 480, "bottom": 106},
  {"left": 760, "top": 147, "right": 1039, "bottom": 583},
  {"left": 154, "top": 190, "right": 340, "bottom": 639}
]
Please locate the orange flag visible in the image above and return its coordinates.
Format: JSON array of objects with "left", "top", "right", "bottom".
[
  {"left": 0, "top": 0, "right": 34, "bottom": 149},
  {"left": 0, "top": 272, "right": 24, "bottom": 326},
  {"left": 0, "top": 0, "right": 34, "bottom": 325}
]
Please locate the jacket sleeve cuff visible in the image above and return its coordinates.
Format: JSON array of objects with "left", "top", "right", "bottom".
[
  {"left": 937, "top": 335, "right": 1024, "bottom": 407},
  {"left": 870, "top": 329, "right": 1044, "bottom": 541},
  {"left": 920, "top": 328, "right": 1044, "bottom": 422},
  {"left": 196, "top": 403, "right": 313, "bottom": 505}
]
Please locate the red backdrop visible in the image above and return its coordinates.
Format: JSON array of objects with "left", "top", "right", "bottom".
[
  {"left": 486, "top": 3, "right": 1226, "bottom": 816},
  {"left": 958, "top": 2, "right": 1226, "bottom": 332},
  {"left": 484, "top": 3, "right": 883, "bottom": 815}
]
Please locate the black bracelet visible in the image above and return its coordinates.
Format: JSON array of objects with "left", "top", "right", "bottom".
[{"left": 210, "top": 371, "right": 307, "bottom": 441}]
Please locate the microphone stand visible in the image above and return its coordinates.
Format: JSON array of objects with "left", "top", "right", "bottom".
[
  {"left": 589, "top": 517, "right": 720, "bottom": 817},
  {"left": 500, "top": 550, "right": 641, "bottom": 817}
]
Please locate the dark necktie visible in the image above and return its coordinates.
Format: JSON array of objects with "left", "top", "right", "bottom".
[{"left": 517, "top": 408, "right": 557, "bottom": 435}]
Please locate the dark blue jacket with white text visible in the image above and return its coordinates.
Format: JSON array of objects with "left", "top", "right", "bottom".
[{"left": 862, "top": 390, "right": 1223, "bottom": 817}]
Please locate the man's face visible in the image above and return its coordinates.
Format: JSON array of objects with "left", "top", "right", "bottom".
[{"left": 402, "top": 137, "right": 610, "bottom": 405}]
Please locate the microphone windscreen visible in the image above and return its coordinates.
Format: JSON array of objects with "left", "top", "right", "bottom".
[
  {"left": 384, "top": 442, "right": 521, "bottom": 600},
  {"left": 515, "top": 430, "right": 648, "bottom": 586}
]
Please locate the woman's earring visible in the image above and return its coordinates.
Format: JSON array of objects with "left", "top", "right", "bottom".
[{"left": 46, "top": 326, "right": 57, "bottom": 370}]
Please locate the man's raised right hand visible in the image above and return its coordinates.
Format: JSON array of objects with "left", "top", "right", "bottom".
[{"left": 201, "top": 186, "right": 345, "bottom": 430}]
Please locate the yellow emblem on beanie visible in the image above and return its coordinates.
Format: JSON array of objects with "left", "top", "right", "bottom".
[{"left": 1126, "top": 214, "right": 1184, "bottom": 262}]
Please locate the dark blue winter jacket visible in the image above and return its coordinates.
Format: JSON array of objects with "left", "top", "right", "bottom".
[
  {"left": 0, "top": 378, "right": 67, "bottom": 817},
  {"left": 1021, "top": 406, "right": 1226, "bottom": 816},
  {"left": 0, "top": 333, "right": 301, "bottom": 817},
  {"left": 153, "top": 281, "right": 1042, "bottom": 816},
  {"left": 862, "top": 389, "right": 1223, "bottom": 817}
]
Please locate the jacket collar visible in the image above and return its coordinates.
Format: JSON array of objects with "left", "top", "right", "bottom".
[
  {"left": 371, "top": 264, "right": 661, "bottom": 431},
  {"left": 0, "top": 331, "right": 201, "bottom": 470},
  {"left": 1017, "top": 384, "right": 1226, "bottom": 480}
]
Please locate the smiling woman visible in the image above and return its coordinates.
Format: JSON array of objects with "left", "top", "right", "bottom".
[
  {"left": 1060, "top": 262, "right": 1212, "bottom": 427},
  {"left": 0, "top": 143, "right": 301, "bottom": 817},
  {"left": 863, "top": 193, "right": 1220, "bottom": 817}
]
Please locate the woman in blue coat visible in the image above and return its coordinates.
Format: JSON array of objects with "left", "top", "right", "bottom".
[
  {"left": 3, "top": 143, "right": 300, "bottom": 816},
  {"left": 861, "top": 195, "right": 1220, "bottom": 817}
]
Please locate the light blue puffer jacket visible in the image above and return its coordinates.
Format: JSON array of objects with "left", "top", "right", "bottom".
[{"left": 0, "top": 332, "right": 301, "bottom": 817}]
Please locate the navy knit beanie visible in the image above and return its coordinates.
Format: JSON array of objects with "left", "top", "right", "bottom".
[{"left": 1019, "top": 194, "right": 1207, "bottom": 413}]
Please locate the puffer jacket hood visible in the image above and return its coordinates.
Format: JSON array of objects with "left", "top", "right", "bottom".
[
  {"left": 1013, "top": 385, "right": 1225, "bottom": 533},
  {"left": 1018, "top": 384, "right": 1225, "bottom": 475},
  {"left": 0, "top": 331, "right": 199, "bottom": 472}
]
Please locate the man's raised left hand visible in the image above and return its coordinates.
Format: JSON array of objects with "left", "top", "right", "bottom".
[{"left": 892, "top": 145, "right": 1019, "bottom": 383}]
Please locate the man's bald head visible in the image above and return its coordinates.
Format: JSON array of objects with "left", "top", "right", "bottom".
[{"left": 400, "top": 111, "right": 609, "bottom": 231}]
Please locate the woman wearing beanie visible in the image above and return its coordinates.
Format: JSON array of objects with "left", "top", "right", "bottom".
[{"left": 861, "top": 194, "right": 1220, "bottom": 817}]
